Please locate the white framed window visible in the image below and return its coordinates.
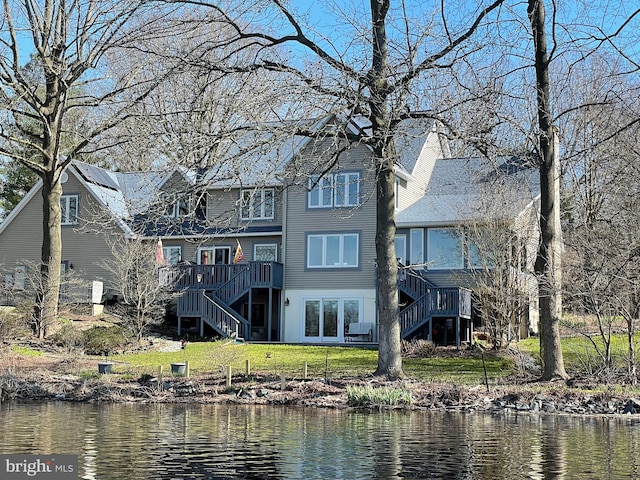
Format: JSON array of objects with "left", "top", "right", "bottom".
[
  {"left": 427, "top": 228, "right": 463, "bottom": 269},
  {"left": 240, "top": 188, "right": 274, "bottom": 220},
  {"left": 254, "top": 243, "right": 277, "bottom": 262},
  {"left": 163, "top": 193, "right": 192, "bottom": 218},
  {"left": 410, "top": 228, "right": 424, "bottom": 266},
  {"left": 162, "top": 246, "right": 182, "bottom": 265},
  {"left": 60, "top": 195, "right": 78, "bottom": 225},
  {"left": 308, "top": 172, "right": 360, "bottom": 208},
  {"left": 307, "top": 233, "right": 359, "bottom": 268},
  {"left": 198, "top": 246, "right": 231, "bottom": 265}
]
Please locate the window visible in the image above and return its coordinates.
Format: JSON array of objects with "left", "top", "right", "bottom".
[
  {"left": 163, "top": 193, "right": 192, "bottom": 218},
  {"left": 395, "top": 234, "right": 406, "bottom": 264},
  {"left": 198, "top": 246, "right": 231, "bottom": 265},
  {"left": 308, "top": 172, "right": 360, "bottom": 208},
  {"left": 240, "top": 189, "right": 274, "bottom": 220},
  {"left": 303, "top": 297, "right": 362, "bottom": 340},
  {"left": 254, "top": 244, "right": 277, "bottom": 262},
  {"left": 410, "top": 228, "right": 424, "bottom": 266},
  {"left": 60, "top": 195, "right": 78, "bottom": 225},
  {"left": 427, "top": 228, "right": 463, "bottom": 269},
  {"left": 307, "top": 233, "right": 359, "bottom": 268},
  {"left": 162, "top": 246, "right": 182, "bottom": 265}
]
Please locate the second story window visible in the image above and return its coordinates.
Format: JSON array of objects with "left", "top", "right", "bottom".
[
  {"left": 163, "top": 193, "right": 193, "bottom": 218},
  {"left": 60, "top": 195, "right": 78, "bottom": 225},
  {"left": 308, "top": 172, "right": 360, "bottom": 208},
  {"left": 240, "top": 188, "right": 274, "bottom": 220}
]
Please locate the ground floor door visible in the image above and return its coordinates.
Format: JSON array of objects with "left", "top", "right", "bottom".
[{"left": 303, "top": 298, "right": 362, "bottom": 342}]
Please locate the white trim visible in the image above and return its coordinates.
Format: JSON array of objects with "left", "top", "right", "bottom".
[
  {"left": 240, "top": 188, "right": 275, "bottom": 220},
  {"left": 301, "top": 296, "right": 364, "bottom": 342},
  {"left": 307, "top": 233, "right": 359, "bottom": 268},
  {"left": 60, "top": 194, "right": 79, "bottom": 225}
]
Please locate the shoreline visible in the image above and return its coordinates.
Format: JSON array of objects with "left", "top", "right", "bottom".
[{"left": 3, "top": 370, "right": 640, "bottom": 417}]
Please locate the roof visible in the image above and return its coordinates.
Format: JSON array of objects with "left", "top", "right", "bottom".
[{"left": 396, "top": 156, "right": 540, "bottom": 227}]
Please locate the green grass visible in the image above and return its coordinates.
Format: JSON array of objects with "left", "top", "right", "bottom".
[
  {"left": 113, "top": 341, "right": 513, "bottom": 384},
  {"left": 518, "top": 333, "right": 640, "bottom": 373},
  {"left": 11, "top": 345, "right": 43, "bottom": 357}
]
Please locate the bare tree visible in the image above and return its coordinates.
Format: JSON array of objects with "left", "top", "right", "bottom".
[
  {"left": 461, "top": 171, "right": 540, "bottom": 349},
  {"left": 102, "top": 238, "right": 181, "bottom": 343},
  {"left": 527, "top": 0, "right": 569, "bottom": 380},
  {"left": 0, "top": 1, "right": 163, "bottom": 336}
]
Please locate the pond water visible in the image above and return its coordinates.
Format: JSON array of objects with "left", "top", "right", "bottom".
[{"left": 1, "top": 402, "right": 639, "bottom": 479}]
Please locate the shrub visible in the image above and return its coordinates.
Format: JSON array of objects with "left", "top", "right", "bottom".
[
  {"left": 401, "top": 339, "right": 437, "bottom": 358},
  {"left": 0, "top": 307, "right": 30, "bottom": 341},
  {"left": 346, "top": 385, "right": 412, "bottom": 407},
  {"left": 81, "top": 326, "right": 130, "bottom": 357},
  {"left": 50, "top": 320, "right": 83, "bottom": 353}
]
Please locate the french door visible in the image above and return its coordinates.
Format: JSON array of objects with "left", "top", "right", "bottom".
[{"left": 303, "top": 298, "right": 362, "bottom": 342}]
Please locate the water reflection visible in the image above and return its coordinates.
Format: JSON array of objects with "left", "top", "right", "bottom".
[{"left": 1, "top": 402, "right": 639, "bottom": 479}]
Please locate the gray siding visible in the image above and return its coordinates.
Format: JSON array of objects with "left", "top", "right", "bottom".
[
  {"left": 0, "top": 173, "right": 125, "bottom": 296},
  {"left": 206, "top": 186, "right": 283, "bottom": 229},
  {"left": 165, "top": 235, "right": 282, "bottom": 264},
  {"left": 284, "top": 140, "right": 377, "bottom": 290}
]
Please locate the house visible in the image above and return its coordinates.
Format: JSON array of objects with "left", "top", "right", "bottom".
[{"left": 0, "top": 116, "right": 540, "bottom": 345}]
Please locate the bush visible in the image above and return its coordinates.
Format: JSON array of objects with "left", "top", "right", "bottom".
[
  {"left": 81, "top": 326, "right": 130, "bottom": 356},
  {"left": 0, "top": 306, "right": 31, "bottom": 341},
  {"left": 401, "top": 339, "right": 437, "bottom": 358},
  {"left": 50, "top": 320, "right": 83, "bottom": 353}
]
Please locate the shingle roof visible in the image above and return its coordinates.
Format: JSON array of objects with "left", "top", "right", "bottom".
[{"left": 396, "top": 156, "right": 540, "bottom": 226}]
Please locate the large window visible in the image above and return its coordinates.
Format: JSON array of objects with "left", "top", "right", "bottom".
[
  {"left": 427, "top": 228, "right": 463, "bottom": 269},
  {"left": 308, "top": 172, "right": 360, "bottom": 208},
  {"left": 240, "top": 189, "right": 274, "bottom": 220},
  {"left": 307, "top": 233, "right": 359, "bottom": 268},
  {"left": 304, "top": 297, "right": 362, "bottom": 340},
  {"left": 60, "top": 195, "right": 78, "bottom": 225}
]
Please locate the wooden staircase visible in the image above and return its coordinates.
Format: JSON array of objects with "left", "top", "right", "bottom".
[
  {"left": 398, "top": 266, "right": 472, "bottom": 340},
  {"left": 174, "top": 262, "right": 283, "bottom": 339}
]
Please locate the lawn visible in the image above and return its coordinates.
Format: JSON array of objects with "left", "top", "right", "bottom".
[
  {"left": 519, "top": 333, "right": 640, "bottom": 373},
  {"left": 113, "top": 341, "right": 513, "bottom": 385}
]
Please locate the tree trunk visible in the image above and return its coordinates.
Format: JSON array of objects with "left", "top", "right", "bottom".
[
  {"left": 39, "top": 171, "right": 63, "bottom": 338},
  {"left": 528, "top": 0, "right": 568, "bottom": 380},
  {"left": 369, "top": 0, "right": 404, "bottom": 379}
]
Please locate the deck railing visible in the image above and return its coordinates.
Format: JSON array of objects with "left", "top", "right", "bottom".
[
  {"left": 171, "top": 262, "right": 283, "bottom": 291},
  {"left": 399, "top": 287, "right": 473, "bottom": 338}
]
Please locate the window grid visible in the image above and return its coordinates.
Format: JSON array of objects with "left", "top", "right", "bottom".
[
  {"left": 61, "top": 195, "right": 78, "bottom": 225},
  {"left": 307, "top": 233, "right": 359, "bottom": 268},
  {"left": 308, "top": 172, "right": 360, "bottom": 208},
  {"left": 241, "top": 189, "right": 275, "bottom": 220}
]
